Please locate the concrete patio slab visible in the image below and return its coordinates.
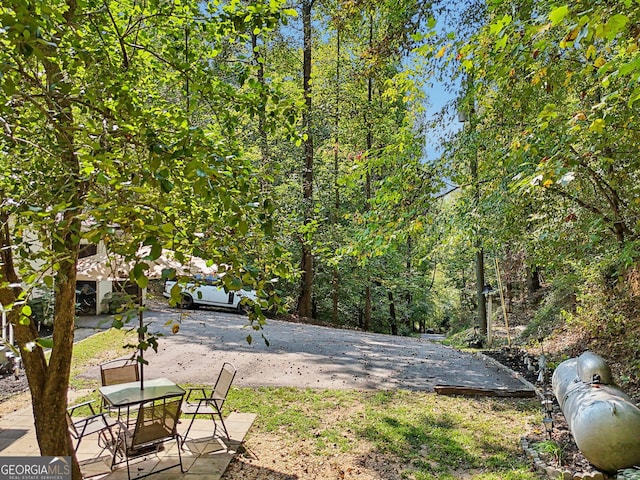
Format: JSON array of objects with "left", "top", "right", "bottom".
[{"left": 0, "top": 407, "right": 255, "bottom": 480}]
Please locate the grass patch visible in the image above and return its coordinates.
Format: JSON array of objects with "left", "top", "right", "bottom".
[
  {"left": 70, "top": 327, "right": 137, "bottom": 390},
  {"left": 65, "top": 328, "right": 137, "bottom": 415},
  {"left": 227, "top": 387, "right": 540, "bottom": 479}
]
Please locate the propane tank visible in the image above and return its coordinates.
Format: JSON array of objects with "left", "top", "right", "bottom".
[
  {"left": 552, "top": 351, "right": 640, "bottom": 472},
  {"left": 576, "top": 350, "right": 613, "bottom": 385}
]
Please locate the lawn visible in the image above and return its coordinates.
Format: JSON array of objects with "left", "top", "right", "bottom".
[{"left": 225, "top": 387, "right": 541, "bottom": 479}]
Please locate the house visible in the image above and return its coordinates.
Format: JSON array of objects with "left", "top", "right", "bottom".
[{"left": 76, "top": 244, "right": 215, "bottom": 314}]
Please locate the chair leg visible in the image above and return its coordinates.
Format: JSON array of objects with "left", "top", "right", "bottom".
[
  {"left": 183, "top": 410, "right": 230, "bottom": 443},
  {"left": 183, "top": 415, "right": 197, "bottom": 440},
  {"left": 177, "top": 435, "right": 184, "bottom": 473},
  {"left": 218, "top": 417, "right": 230, "bottom": 440},
  {"left": 97, "top": 429, "right": 114, "bottom": 456},
  {"left": 111, "top": 434, "right": 124, "bottom": 471},
  {"left": 214, "top": 407, "right": 230, "bottom": 440},
  {"left": 125, "top": 452, "right": 132, "bottom": 480},
  {"left": 209, "top": 414, "right": 219, "bottom": 438}
]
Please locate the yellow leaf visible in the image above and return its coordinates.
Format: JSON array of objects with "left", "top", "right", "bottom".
[
  {"left": 436, "top": 46, "right": 447, "bottom": 58},
  {"left": 543, "top": 179, "right": 553, "bottom": 188},
  {"left": 594, "top": 57, "right": 606, "bottom": 68},
  {"left": 589, "top": 118, "right": 606, "bottom": 133},
  {"left": 573, "top": 112, "right": 587, "bottom": 122},
  {"left": 586, "top": 44, "right": 596, "bottom": 60},
  {"left": 172, "top": 323, "right": 180, "bottom": 334},
  {"left": 564, "top": 71, "right": 573, "bottom": 86},
  {"left": 564, "top": 28, "right": 579, "bottom": 42}
]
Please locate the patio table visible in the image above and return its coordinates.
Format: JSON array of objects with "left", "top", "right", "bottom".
[{"left": 99, "top": 377, "right": 185, "bottom": 409}]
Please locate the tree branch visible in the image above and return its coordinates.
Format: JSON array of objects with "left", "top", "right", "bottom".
[{"left": 103, "top": 0, "right": 129, "bottom": 70}]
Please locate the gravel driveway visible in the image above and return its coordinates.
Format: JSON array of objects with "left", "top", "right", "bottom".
[{"left": 76, "top": 306, "right": 528, "bottom": 392}]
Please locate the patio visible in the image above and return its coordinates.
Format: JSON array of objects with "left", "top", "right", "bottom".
[{"left": 0, "top": 404, "right": 256, "bottom": 479}]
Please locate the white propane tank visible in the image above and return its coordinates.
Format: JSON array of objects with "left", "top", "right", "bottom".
[{"left": 552, "top": 351, "right": 640, "bottom": 472}]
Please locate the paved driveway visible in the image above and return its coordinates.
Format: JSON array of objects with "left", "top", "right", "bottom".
[{"left": 76, "top": 307, "right": 528, "bottom": 392}]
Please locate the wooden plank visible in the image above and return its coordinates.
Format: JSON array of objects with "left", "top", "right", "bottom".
[{"left": 434, "top": 385, "right": 536, "bottom": 398}]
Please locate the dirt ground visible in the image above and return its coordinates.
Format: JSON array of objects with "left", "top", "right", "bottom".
[{"left": 223, "top": 432, "right": 411, "bottom": 480}]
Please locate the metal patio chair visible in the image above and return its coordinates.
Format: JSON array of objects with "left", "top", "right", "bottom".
[
  {"left": 100, "top": 358, "right": 140, "bottom": 387},
  {"left": 67, "top": 400, "right": 117, "bottom": 453},
  {"left": 100, "top": 358, "right": 140, "bottom": 419},
  {"left": 111, "top": 395, "right": 184, "bottom": 480},
  {"left": 181, "top": 362, "right": 236, "bottom": 441}
]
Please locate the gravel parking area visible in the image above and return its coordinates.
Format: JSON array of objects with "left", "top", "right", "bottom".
[{"left": 75, "top": 305, "right": 529, "bottom": 392}]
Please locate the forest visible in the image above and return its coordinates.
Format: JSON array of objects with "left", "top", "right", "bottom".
[{"left": 1, "top": 0, "right": 640, "bottom": 474}]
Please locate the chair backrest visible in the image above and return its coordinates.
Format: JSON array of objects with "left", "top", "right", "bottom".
[
  {"left": 131, "top": 397, "right": 182, "bottom": 450},
  {"left": 212, "top": 362, "right": 236, "bottom": 405},
  {"left": 101, "top": 361, "right": 139, "bottom": 386}
]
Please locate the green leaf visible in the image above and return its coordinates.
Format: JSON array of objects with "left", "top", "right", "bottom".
[
  {"left": 136, "top": 275, "right": 149, "bottom": 289},
  {"left": 603, "top": 14, "right": 629, "bottom": 40},
  {"left": 36, "top": 337, "right": 54, "bottom": 349},
  {"left": 629, "top": 87, "right": 640, "bottom": 108},
  {"left": 246, "top": 334, "right": 253, "bottom": 345},
  {"left": 549, "top": 5, "right": 569, "bottom": 26},
  {"left": 161, "top": 268, "right": 176, "bottom": 280},
  {"left": 148, "top": 243, "right": 162, "bottom": 261},
  {"left": 229, "top": 277, "right": 243, "bottom": 290},
  {"left": 2, "top": 77, "right": 16, "bottom": 96},
  {"left": 495, "top": 35, "right": 508, "bottom": 51}
]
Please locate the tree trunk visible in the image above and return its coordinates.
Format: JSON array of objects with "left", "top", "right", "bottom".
[
  {"left": 526, "top": 266, "right": 541, "bottom": 295},
  {"left": 0, "top": 0, "right": 84, "bottom": 472},
  {"left": 297, "top": 0, "right": 314, "bottom": 318},
  {"left": 469, "top": 96, "right": 486, "bottom": 335},
  {"left": 388, "top": 290, "right": 397, "bottom": 335},
  {"left": 0, "top": 211, "right": 82, "bottom": 479},
  {"left": 475, "top": 245, "right": 487, "bottom": 335},
  {"left": 23, "top": 42, "right": 86, "bottom": 477},
  {"left": 332, "top": 270, "right": 339, "bottom": 326},
  {"left": 406, "top": 236, "right": 413, "bottom": 332},
  {"left": 331, "top": 25, "right": 341, "bottom": 327},
  {"left": 526, "top": 265, "right": 542, "bottom": 308},
  {"left": 364, "top": 285, "right": 371, "bottom": 332},
  {"left": 360, "top": 15, "right": 374, "bottom": 333}
]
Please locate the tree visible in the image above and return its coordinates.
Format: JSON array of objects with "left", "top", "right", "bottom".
[
  {"left": 298, "top": 0, "right": 316, "bottom": 318},
  {"left": 0, "top": 1, "right": 291, "bottom": 477}
]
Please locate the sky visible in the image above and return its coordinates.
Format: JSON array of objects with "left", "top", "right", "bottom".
[{"left": 423, "top": 79, "right": 458, "bottom": 162}]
